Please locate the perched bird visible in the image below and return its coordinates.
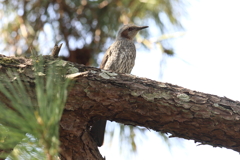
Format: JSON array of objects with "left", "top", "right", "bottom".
[{"left": 90, "top": 24, "right": 148, "bottom": 147}]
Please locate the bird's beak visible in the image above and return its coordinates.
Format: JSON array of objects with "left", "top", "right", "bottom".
[{"left": 136, "top": 26, "right": 148, "bottom": 30}]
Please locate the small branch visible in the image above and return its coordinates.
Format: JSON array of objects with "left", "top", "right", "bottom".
[{"left": 51, "top": 43, "right": 63, "bottom": 58}]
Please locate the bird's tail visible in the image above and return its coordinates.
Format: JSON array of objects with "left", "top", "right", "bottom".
[{"left": 90, "top": 120, "right": 107, "bottom": 147}]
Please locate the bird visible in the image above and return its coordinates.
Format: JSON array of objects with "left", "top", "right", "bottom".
[{"left": 90, "top": 24, "right": 148, "bottom": 147}]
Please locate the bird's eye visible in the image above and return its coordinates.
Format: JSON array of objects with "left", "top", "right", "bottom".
[{"left": 128, "top": 27, "right": 133, "bottom": 31}]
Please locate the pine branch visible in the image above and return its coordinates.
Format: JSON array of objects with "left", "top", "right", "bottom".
[{"left": 0, "top": 54, "right": 239, "bottom": 159}]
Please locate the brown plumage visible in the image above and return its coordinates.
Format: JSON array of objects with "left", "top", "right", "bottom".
[{"left": 90, "top": 24, "right": 148, "bottom": 147}]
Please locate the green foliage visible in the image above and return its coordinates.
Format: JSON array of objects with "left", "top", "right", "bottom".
[
  {"left": 0, "top": 0, "right": 188, "bottom": 156},
  {"left": 0, "top": 0, "right": 186, "bottom": 59},
  {"left": 0, "top": 56, "right": 70, "bottom": 159}
]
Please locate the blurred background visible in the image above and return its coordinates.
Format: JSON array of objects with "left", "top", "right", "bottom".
[{"left": 1, "top": 0, "right": 240, "bottom": 159}]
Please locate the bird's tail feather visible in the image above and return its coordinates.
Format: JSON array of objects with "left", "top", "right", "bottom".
[{"left": 90, "top": 120, "right": 107, "bottom": 147}]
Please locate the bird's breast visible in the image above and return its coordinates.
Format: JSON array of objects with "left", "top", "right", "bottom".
[{"left": 105, "top": 40, "right": 136, "bottom": 74}]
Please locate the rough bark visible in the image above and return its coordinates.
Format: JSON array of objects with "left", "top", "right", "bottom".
[{"left": 0, "top": 54, "right": 240, "bottom": 159}]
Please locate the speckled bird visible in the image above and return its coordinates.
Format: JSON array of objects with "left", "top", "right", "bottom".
[
  {"left": 100, "top": 24, "right": 148, "bottom": 73},
  {"left": 90, "top": 24, "right": 148, "bottom": 147}
]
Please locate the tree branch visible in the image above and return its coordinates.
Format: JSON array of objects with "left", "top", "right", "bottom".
[
  {"left": 64, "top": 68, "right": 240, "bottom": 153},
  {"left": 0, "top": 54, "right": 239, "bottom": 159}
]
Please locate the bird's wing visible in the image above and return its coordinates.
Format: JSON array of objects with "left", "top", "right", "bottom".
[{"left": 100, "top": 47, "right": 112, "bottom": 69}]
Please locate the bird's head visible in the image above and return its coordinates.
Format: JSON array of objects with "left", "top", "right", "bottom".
[{"left": 117, "top": 24, "right": 148, "bottom": 40}]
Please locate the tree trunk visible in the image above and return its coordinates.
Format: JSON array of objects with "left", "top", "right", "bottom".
[{"left": 0, "top": 54, "right": 240, "bottom": 159}]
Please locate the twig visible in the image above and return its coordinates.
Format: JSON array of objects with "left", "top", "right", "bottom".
[{"left": 51, "top": 43, "right": 63, "bottom": 58}]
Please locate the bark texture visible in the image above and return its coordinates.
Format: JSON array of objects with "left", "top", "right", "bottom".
[{"left": 0, "top": 55, "right": 240, "bottom": 159}]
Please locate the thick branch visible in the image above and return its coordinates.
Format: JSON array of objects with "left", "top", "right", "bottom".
[
  {"left": 0, "top": 55, "right": 239, "bottom": 159},
  {"left": 64, "top": 69, "right": 240, "bottom": 153}
]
